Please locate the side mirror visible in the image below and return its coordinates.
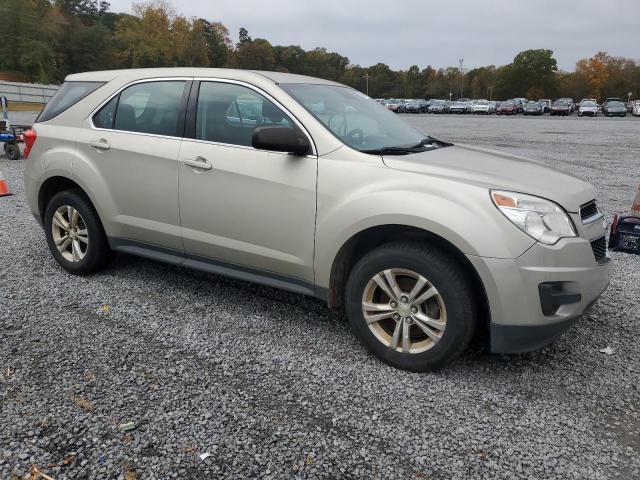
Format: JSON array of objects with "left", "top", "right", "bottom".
[{"left": 251, "top": 126, "right": 310, "bottom": 156}]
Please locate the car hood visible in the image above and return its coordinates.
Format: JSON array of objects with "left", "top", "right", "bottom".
[{"left": 382, "top": 144, "right": 595, "bottom": 212}]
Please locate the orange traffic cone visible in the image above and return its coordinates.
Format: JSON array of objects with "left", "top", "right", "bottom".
[
  {"left": 0, "top": 171, "right": 12, "bottom": 197},
  {"left": 632, "top": 184, "right": 640, "bottom": 217}
]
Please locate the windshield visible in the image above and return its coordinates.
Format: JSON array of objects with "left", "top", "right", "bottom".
[
  {"left": 582, "top": 101, "right": 596, "bottom": 107},
  {"left": 554, "top": 100, "right": 568, "bottom": 105},
  {"left": 608, "top": 101, "right": 624, "bottom": 107},
  {"left": 280, "top": 83, "right": 428, "bottom": 153}
]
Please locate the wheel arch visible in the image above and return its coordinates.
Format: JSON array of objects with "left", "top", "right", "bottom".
[
  {"left": 325, "top": 224, "right": 491, "bottom": 333},
  {"left": 37, "top": 175, "right": 104, "bottom": 227}
]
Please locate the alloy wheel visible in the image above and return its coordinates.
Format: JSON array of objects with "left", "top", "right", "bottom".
[
  {"left": 51, "top": 205, "right": 89, "bottom": 262},
  {"left": 361, "top": 268, "right": 447, "bottom": 354}
]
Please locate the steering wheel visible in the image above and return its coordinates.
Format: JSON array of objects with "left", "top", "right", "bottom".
[{"left": 345, "top": 128, "right": 364, "bottom": 145}]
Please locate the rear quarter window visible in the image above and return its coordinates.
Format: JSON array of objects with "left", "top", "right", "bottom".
[{"left": 37, "top": 82, "right": 105, "bottom": 123}]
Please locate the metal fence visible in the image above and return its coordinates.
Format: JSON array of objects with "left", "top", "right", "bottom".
[{"left": 0, "top": 81, "right": 59, "bottom": 104}]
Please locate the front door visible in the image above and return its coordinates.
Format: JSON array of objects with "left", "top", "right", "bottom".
[{"left": 178, "top": 81, "right": 317, "bottom": 287}]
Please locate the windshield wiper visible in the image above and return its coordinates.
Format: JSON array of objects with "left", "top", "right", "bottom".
[
  {"left": 362, "top": 136, "right": 453, "bottom": 155},
  {"left": 361, "top": 146, "right": 426, "bottom": 155}
]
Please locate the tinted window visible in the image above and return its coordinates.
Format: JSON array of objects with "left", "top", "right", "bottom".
[
  {"left": 37, "top": 82, "right": 104, "bottom": 122},
  {"left": 114, "top": 81, "right": 186, "bottom": 136},
  {"left": 93, "top": 95, "right": 118, "bottom": 129},
  {"left": 196, "top": 82, "right": 293, "bottom": 147}
]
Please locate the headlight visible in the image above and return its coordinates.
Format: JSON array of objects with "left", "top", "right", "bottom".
[{"left": 491, "top": 190, "right": 577, "bottom": 244}]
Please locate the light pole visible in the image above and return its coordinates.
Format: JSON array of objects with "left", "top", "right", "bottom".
[
  {"left": 488, "top": 86, "right": 494, "bottom": 101},
  {"left": 364, "top": 74, "right": 370, "bottom": 96},
  {"left": 628, "top": 91, "right": 633, "bottom": 104},
  {"left": 458, "top": 58, "right": 464, "bottom": 98}
]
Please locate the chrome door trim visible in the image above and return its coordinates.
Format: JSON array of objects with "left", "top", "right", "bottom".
[{"left": 86, "top": 76, "right": 319, "bottom": 157}]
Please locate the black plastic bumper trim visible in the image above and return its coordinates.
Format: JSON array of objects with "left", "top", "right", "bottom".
[{"left": 490, "top": 318, "right": 577, "bottom": 354}]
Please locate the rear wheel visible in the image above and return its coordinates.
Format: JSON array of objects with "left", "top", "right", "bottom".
[
  {"left": 345, "top": 242, "right": 477, "bottom": 371},
  {"left": 44, "top": 190, "right": 111, "bottom": 275},
  {"left": 4, "top": 143, "right": 20, "bottom": 160}
]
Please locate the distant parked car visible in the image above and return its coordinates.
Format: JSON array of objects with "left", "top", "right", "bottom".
[
  {"left": 578, "top": 100, "right": 599, "bottom": 117},
  {"left": 550, "top": 99, "right": 571, "bottom": 116},
  {"left": 496, "top": 100, "right": 518, "bottom": 115},
  {"left": 631, "top": 100, "right": 640, "bottom": 116},
  {"left": 557, "top": 98, "right": 575, "bottom": 113},
  {"left": 626, "top": 101, "right": 635, "bottom": 113},
  {"left": 403, "top": 100, "right": 429, "bottom": 113},
  {"left": 471, "top": 99, "right": 491, "bottom": 114},
  {"left": 396, "top": 100, "right": 409, "bottom": 113},
  {"left": 602, "top": 97, "right": 621, "bottom": 111},
  {"left": 603, "top": 100, "right": 627, "bottom": 117},
  {"left": 539, "top": 99, "right": 551, "bottom": 113},
  {"left": 385, "top": 99, "right": 402, "bottom": 112},
  {"left": 579, "top": 98, "right": 597, "bottom": 106},
  {"left": 512, "top": 98, "right": 528, "bottom": 113},
  {"left": 523, "top": 101, "right": 543, "bottom": 116},
  {"left": 427, "top": 99, "right": 449, "bottom": 114},
  {"left": 449, "top": 98, "right": 472, "bottom": 114},
  {"left": 488, "top": 101, "right": 497, "bottom": 113}
]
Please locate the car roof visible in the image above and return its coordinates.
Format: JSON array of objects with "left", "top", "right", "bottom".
[{"left": 65, "top": 68, "right": 344, "bottom": 87}]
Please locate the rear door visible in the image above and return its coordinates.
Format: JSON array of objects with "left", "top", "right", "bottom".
[
  {"left": 76, "top": 79, "right": 191, "bottom": 250},
  {"left": 177, "top": 80, "right": 318, "bottom": 288}
]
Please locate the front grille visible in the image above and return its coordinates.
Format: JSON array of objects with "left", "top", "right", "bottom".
[
  {"left": 590, "top": 236, "right": 607, "bottom": 262},
  {"left": 580, "top": 200, "right": 599, "bottom": 222}
]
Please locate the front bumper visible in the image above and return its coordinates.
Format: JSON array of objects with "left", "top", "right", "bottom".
[{"left": 467, "top": 236, "right": 611, "bottom": 353}]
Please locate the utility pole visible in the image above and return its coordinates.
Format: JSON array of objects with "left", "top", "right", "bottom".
[
  {"left": 458, "top": 58, "right": 464, "bottom": 99},
  {"left": 364, "top": 74, "right": 370, "bottom": 96}
]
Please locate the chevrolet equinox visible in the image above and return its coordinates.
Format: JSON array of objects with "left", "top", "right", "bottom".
[{"left": 24, "top": 68, "right": 611, "bottom": 371}]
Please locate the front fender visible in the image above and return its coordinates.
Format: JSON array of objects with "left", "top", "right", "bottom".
[{"left": 314, "top": 166, "right": 535, "bottom": 288}]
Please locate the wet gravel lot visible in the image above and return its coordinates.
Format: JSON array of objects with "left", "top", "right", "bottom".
[{"left": 1, "top": 113, "right": 639, "bottom": 479}]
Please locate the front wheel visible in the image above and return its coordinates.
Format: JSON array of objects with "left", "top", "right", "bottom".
[
  {"left": 44, "top": 190, "right": 112, "bottom": 275},
  {"left": 345, "top": 242, "right": 477, "bottom": 371}
]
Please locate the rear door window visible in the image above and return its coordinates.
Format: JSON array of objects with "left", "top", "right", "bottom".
[
  {"left": 92, "top": 96, "right": 118, "bottom": 129},
  {"left": 113, "top": 81, "right": 187, "bottom": 137},
  {"left": 37, "top": 82, "right": 104, "bottom": 122}
]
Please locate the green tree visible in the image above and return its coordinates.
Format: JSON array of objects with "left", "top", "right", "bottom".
[{"left": 503, "top": 49, "right": 558, "bottom": 98}]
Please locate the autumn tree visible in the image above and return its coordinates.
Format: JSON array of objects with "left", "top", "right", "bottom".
[
  {"left": 200, "top": 21, "right": 233, "bottom": 67},
  {"left": 575, "top": 52, "right": 609, "bottom": 100}
]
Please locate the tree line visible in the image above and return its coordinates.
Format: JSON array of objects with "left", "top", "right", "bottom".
[{"left": 2, "top": 0, "right": 639, "bottom": 101}]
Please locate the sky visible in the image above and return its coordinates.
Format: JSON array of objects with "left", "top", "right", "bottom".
[{"left": 106, "top": 0, "right": 640, "bottom": 72}]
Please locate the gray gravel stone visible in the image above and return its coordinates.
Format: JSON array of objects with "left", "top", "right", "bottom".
[{"left": 0, "top": 113, "right": 639, "bottom": 479}]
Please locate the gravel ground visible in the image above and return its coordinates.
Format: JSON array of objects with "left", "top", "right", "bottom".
[{"left": 1, "top": 113, "right": 639, "bottom": 480}]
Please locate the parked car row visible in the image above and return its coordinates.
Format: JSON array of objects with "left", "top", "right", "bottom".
[{"left": 375, "top": 97, "right": 640, "bottom": 117}]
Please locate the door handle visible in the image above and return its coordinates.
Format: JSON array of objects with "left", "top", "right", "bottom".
[
  {"left": 89, "top": 139, "right": 110, "bottom": 150},
  {"left": 184, "top": 157, "right": 212, "bottom": 170}
]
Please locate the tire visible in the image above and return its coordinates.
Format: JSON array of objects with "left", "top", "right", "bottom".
[
  {"left": 4, "top": 143, "right": 20, "bottom": 160},
  {"left": 345, "top": 241, "right": 477, "bottom": 372},
  {"left": 44, "top": 189, "right": 112, "bottom": 275}
]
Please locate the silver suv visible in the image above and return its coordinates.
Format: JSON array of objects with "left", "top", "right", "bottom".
[{"left": 24, "top": 68, "right": 610, "bottom": 371}]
